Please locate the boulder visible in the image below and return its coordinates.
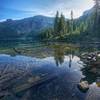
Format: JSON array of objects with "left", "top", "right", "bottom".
[
  {"left": 97, "top": 54, "right": 100, "bottom": 57},
  {"left": 78, "top": 81, "right": 89, "bottom": 92}
]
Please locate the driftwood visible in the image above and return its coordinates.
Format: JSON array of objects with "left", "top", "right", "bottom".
[{"left": 13, "top": 73, "right": 58, "bottom": 94}]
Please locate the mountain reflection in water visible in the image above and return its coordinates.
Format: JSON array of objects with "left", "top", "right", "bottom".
[{"left": 0, "top": 42, "right": 100, "bottom": 100}]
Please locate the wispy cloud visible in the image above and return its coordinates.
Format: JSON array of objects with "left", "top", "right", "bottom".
[
  {"left": 0, "top": 7, "right": 37, "bottom": 20},
  {"left": 40, "top": 0, "right": 94, "bottom": 18},
  {"left": 0, "top": 0, "right": 94, "bottom": 20}
]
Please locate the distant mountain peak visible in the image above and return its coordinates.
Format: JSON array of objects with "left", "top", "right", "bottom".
[
  {"left": 0, "top": 15, "right": 54, "bottom": 38},
  {"left": 83, "top": 7, "right": 94, "bottom": 16}
]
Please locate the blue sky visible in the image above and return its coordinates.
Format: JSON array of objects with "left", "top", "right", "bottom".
[{"left": 0, "top": 0, "right": 94, "bottom": 21}]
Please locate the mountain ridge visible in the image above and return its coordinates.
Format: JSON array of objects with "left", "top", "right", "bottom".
[
  {"left": 0, "top": 15, "right": 54, "bottom": 35},
  {"left": 0, "top": 8, "right": 94, "bottom": 39}
]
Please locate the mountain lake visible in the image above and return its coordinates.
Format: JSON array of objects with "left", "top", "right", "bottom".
[{"left": 0, "top": 40, "right": 100, "bottom": 100}]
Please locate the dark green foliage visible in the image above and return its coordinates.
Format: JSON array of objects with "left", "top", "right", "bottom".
[
  {"left": 39, "top": 11, "right": 68, "bottom": 40},
  {"left": 58, "top": 14, "right": 67, "bottom": 36},
  {"left": 54, "top": 11, "right": 59, "bottom": 35},
  {"left": 53, "top": 12, "right": 67, "bottom": 38},
  {"left": 0, "top": 1, "right": 100, "bottom": 42},
  {"left": 39, "top": 28, "right": 53, "bottom": 41},
  {"left": 0, "top": 16, "right": 54, "bottom": 40},
  {"left": 53, "top": 12, "right": 69, "bottom": 39}
]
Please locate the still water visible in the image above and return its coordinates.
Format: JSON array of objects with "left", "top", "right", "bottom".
[{"left": 0, "top": 41, "right": 100, "bottom": 100}]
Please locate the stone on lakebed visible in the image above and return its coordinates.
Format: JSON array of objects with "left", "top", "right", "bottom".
[{"left": 78, "top": 81, "right": 89, "bottom": 92}]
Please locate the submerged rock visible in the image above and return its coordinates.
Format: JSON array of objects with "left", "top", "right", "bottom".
[{"left": 78, "top": 81, "right": 89, "bottom": 92}]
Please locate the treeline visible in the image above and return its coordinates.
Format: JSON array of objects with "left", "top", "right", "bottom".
[
  {"left": 39, "top": 0, "right": 100, "bottom": 42},
  {"left": 0, "top": 0, "right": 99, "bottom": 42},
  {"left": 39, "top": 10, "right": 89, "bottom": 42},
  {"left": 39, "top": 11, "right": 88, "bottom": 42},
  {"left": 80, "top": 0, "right": 100, "bottom": 41}
]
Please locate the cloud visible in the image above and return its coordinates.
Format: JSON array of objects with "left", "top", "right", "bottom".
[
  {"left": 0, "top": 0, "right": 94, "bottom": 20},
  {"left": 0, "top": 7, "right": 37, "bottom": 20},
  {"left": 43, "top": 0, "right": 94, "bottom": 18},
  {"left": 27, "top": 0, "right": 94, "bottom": 18}
]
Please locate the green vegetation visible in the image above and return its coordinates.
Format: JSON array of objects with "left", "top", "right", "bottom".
[
  {"left": 39, "top": 0, "right": 100, "bottom": 42},
  {"left": 0, "top": 0, "right": 100, "bottom": 42}
]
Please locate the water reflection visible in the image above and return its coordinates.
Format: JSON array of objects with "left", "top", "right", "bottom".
[
  {"left": 52, "top": 44, "right": 77, "bottom": 67},
  {"left": 0, "top": 42, "right": 100, "bottom": 100},
  {"left": 53, "top": 45, "right": 65, "bottom": 66}
]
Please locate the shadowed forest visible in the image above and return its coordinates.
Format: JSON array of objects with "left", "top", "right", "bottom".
[{"left": 0, "top": 0, "right": 100, "bottom": 43}]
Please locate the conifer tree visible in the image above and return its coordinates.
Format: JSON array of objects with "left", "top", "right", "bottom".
[
  {"left": 54, "top": 11, "right": 59, "bottom": 35},
  {"left": 58, "top": 13, "right": 66, "bottom": 36}
]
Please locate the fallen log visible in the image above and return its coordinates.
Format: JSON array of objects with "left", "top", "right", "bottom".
[{"left": 13, "top": 73, "right": 58, "bottom": 94}]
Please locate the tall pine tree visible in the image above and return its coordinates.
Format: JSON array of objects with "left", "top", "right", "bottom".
[
  {"left": 54, "top": 11, "right": 59, "bottom": 35},
  {"left": 58, "top": 14, "right": 66, "bottom": 37}
]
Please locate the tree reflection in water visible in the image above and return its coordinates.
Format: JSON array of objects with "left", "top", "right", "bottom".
[
  {"left": 68, "top": 47, "right": 74, "bottom": 68},
  {"left": 52, "top": 43, "right": 100, "bottom": 88},
  {"left": 53, "top": 44, "right": 65, "bottom": 66},
  {"left": 52, "top": 44, "right": 76, "bottom": 67}
]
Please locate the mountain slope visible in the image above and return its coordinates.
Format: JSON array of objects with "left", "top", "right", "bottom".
[{"left": 0, "top": 15, "right": 54, "bottom": 39}]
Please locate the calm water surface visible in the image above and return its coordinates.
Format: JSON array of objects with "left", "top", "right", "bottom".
[{"left": 0, "top": 41, "right": 100, "bottom": 100}]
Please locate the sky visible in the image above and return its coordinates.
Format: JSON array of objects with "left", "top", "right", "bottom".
[{"left": 0, "top": 0, "right": 94, "bottom": 21}]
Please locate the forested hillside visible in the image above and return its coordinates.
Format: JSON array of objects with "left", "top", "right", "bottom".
[
  {"left": 39, "top": 0, "right": 100, "bottom": 42},
  {"left": 0, "top": 15, "right": 54, "bottom": 40},
  {"left": 0, "top": 0, "right": 100, "bottom": 42}
]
